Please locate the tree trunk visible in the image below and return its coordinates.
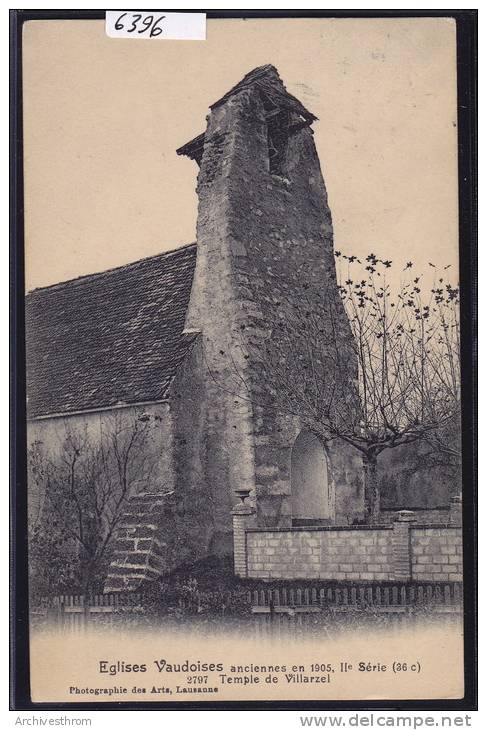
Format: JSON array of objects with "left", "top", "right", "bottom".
[
  {"left": 363, "top": 454, "right": 380, "bottom": 524},
  {"left": 82, "top": 554, "right": 97, "bottom": 595}
]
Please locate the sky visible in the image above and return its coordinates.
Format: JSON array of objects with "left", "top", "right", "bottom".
[{"left": 22, "top": 17, "right": 458, "bottom": 291}]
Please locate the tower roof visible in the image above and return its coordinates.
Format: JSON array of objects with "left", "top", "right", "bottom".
[
  {"left": 177, "top": 65, "right": 317, "bottom": 162},
  {"left": 209, "top": 64, "right": 317, "bottom": 122}
]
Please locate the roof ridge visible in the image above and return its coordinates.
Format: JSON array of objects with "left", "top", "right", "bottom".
[{"left": 28, "top": 241, "right": 197, "bottom": 295}]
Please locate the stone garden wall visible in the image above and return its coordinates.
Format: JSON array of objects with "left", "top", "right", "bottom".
[{"left": 232, "top": 504, "right": 462, "bottom": 583}]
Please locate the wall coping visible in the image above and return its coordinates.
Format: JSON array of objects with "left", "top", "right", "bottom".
[
  {"left": 246, "top": 524, "right": 393, "bottom": 533},
  {"left": 246, "top": 523, "right": 462, "bottom": 534},
  {"left": 410, "top": 524, "right": 462, "bottom": 531},
  {"left": 381, "top": 506, "right": 450, "bottom": 512}
]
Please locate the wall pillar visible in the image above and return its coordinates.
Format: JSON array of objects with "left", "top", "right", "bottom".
[
  {"left": 392, "top": 510, "right": 416, "bottom": 581},
  {"left": 231, "top": 502, "right": 256, "bottom": 578},
  {"left": 449, "top": 494, "right": 462, "bottom": 526}
]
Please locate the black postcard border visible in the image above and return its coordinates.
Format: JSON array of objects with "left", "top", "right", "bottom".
[{"left": 10, "top": 8, "right": 478, "bottom": 712}]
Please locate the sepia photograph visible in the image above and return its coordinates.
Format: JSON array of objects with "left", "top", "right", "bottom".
[{"left": 12, "top": 11, "right": 476, "bottom": 707}]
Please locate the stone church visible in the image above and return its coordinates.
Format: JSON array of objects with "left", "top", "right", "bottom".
[{"left": 26, "top": 66, "right": 452, "bottom": 593}]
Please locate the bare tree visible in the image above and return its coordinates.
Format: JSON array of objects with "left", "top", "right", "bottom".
[
  {"left": 331, "top": 253, "right": 460, "bottom": 520},
  {"left": 28, "top": 409, "right": 159, "bottom": 596}
]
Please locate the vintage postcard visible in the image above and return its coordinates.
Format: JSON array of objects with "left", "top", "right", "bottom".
[{"left": 17, "top": 13, "right": 474, "bottom": 706}]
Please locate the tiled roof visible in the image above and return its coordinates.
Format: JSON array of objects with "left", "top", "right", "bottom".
[{"left": 25, "top": 243, "right": 197, "bottom": 418}]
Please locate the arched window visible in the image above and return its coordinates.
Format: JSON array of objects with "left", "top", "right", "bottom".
[{"left": 291, "top": 430, "right": 333, "bottom": 524}]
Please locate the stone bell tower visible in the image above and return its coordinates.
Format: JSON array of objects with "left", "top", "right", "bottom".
[{"left": 177, "top": 65, "right": 362, "bottom": 531}]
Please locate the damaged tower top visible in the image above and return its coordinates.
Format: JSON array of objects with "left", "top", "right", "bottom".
[{"left": 177, "top": 64, "right": 318, "bottom": 168}]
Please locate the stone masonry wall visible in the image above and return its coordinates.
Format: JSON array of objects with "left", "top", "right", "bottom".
[
  {"left": 182, "top": 65, "right": 363, "bottom": 529},
  {"left": 411, "top": 527, "right": 462, "bottom": 582},
  {"left": 169, "top": 338, "right": 235, "bottom": 556},
  {"left": 29, "top": 341, "right": 225, "bottom": 593},
  {"left": 106, "top": 339, "right": 232, "bottom": 591},
  {"left": 105, "top": 493, "right": 170, "bottom": 592},
  {"left": 241, "top": 521, "right": 463, "bottom": 583},
  {"left": 246, "top": 527, "right": 394, "bottom": 581}
]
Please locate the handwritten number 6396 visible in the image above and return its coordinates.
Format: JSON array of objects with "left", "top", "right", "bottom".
[{"left": 114, "top": 13, "right": 166, "bottom": 37}]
